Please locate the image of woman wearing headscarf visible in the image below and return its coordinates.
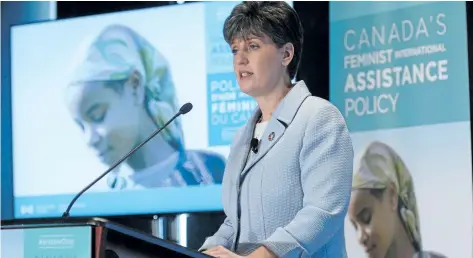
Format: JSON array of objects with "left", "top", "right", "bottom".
[
  {"left": 65, "top": 24, "right": 225, "bottom": 190},
  {"left": 348, "top": 141, "right": 447, "bottom": 258}
]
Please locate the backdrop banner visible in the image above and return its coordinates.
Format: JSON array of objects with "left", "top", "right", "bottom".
[{"left": 330, "top": 2, "right": 472, "bottom": 258}]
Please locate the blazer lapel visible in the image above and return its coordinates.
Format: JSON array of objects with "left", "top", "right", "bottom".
[
  {"left": 237, "top": 81, "right": 313, "bottom": 181},
  {"left": 241, "top": 118, "right": 286, "bottom": 177},
  {"left": 232, "top": 109, "right": 261, "bottom": 184}
]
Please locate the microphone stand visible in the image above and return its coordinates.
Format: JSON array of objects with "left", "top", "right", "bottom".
[{"left": 62, "top": 103, "right": 193, "bottom": 218}]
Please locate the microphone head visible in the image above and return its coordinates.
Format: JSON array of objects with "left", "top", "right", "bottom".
[{"left": 179, "top": 102, "right": 193, "bottom": 114}]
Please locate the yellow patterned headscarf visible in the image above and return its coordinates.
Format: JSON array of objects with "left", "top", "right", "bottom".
[
  {"left": 353, "top": 141, "right": 421, "bottom": 251},
  {"left": 68, "top": 24, "right": 183, "bottom": 151}
]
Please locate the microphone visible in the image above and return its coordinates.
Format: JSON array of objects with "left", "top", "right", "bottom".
[
  {"left": 62, "top": 102, "right": 194, "bottom": 218},
  {"left": 250, "top": 138, "right": 259, "bottom": 154}
]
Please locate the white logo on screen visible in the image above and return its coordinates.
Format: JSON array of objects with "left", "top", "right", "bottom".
[
  {"left": 38, "top": 235, "right": 75, "bottom": 249},
  {"left": 20, "top": 205, "right": 34, "bottom": 215}
]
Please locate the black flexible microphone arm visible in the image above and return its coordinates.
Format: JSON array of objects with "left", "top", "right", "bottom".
[{"left": 62, "top": 103, "right": 193, "bottom": 218}]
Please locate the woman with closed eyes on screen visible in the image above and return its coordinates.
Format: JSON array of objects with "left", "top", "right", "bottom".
[
  {"left": 65, "top": 24, "right": 225, "bottom": 190},
  {"left": 348, "top": 141, "right": 447, "bottom": 258}
]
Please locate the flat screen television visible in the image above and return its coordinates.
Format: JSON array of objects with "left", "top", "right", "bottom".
[{"left": 10, "top": 1, "right": 291, "bottom": 219}]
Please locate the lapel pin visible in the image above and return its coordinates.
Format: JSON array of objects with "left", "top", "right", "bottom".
[{"left": 268, "top": 132, "right": 275, "bottom": 141}]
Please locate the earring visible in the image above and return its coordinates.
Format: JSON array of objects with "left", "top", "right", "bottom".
[
  {"left": 133, "top": 90, "right": 139, "bottom": 105},
  {"left": 132, "top": 79, "right": 139, "bottom": 89}
]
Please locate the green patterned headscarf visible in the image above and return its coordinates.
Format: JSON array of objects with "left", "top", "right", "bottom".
[
  {"left": 69, "top": 24, "right": 184, "bottom": 151},
  {"left": 353, "top": 141, "right": 421, "bottom": 251}
]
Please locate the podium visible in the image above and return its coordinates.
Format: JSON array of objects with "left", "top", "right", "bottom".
[{"left": 1, "top": 217, "right": 210, "bottom": 258}]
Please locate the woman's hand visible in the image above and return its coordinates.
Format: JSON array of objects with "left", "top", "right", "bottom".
[{"left": 203, "top": 246, "right": 246, "bottom": 258}]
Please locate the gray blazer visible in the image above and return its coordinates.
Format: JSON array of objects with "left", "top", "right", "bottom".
[{"left": 200, "top": 81, "right": 354, "bottom": 257}]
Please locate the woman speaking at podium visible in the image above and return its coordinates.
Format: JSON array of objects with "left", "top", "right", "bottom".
[{"left": 201, "top": 2, "right": 354, "bottom": 258}]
